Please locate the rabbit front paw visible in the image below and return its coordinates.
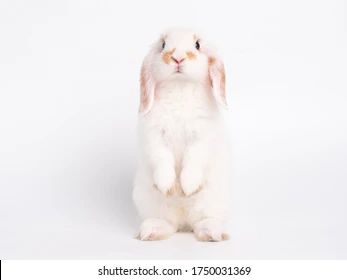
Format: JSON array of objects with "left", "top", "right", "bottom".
[
  {"left": 180, "top": 166, "right": 203, "bottom": 196},
  {"left": 153, "top": 165, "right": 176, "bottom": 195}
]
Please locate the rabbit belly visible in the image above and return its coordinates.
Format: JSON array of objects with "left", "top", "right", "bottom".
[{"left": 133, "top": 168, "right": 229, "bottom": 231}]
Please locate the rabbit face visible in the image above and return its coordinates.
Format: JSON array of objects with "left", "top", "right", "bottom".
[
  {"left": 149, "top": 28, "right": 209, "bottom": 83},
  {"left": 139, "top": 28, "right": 226, "bottom": 114}
]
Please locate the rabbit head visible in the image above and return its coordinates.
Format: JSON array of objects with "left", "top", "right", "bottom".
[{"left": 139, "top": 27, "right": 226, "bottom": 114}]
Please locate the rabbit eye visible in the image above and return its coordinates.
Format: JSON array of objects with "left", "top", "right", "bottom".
[
  {"left": 162, "top": 41, "right": 166, "bottom": 50},
  {"left": 195, "top": 40, "right": 200, "bottom": 50}
]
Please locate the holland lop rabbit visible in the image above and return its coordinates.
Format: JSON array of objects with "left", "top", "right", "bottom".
[{"left": 133, "top": 28, "right": 230, "bottom": 241}]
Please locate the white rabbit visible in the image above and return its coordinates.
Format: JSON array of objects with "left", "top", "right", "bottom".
[{"left": 133, "top": 27, "right": 230, "bottom": 241}]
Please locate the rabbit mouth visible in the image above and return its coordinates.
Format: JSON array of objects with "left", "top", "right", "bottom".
[
  {"left": 174, "top": 67, "right": 183, "bottom": 74},
  {"left": 174, "top": 64, "right": 184, "bottom": 73}
]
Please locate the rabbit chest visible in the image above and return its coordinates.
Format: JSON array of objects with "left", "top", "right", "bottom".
[{"left": 146, "top": 80, "right": 217, "bottom": 162}]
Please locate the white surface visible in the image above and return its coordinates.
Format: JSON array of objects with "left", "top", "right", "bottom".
[{"left": 0, "top": 0, "right": 346, "bottom": 259}]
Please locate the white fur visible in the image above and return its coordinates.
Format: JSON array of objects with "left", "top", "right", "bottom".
[{"left": 133, "top": 28, "right": 230, "bottom": 241}]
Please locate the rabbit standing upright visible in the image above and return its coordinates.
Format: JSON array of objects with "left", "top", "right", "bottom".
[{"left": 133, "top": 28, "right": 230, "bottom": 241}]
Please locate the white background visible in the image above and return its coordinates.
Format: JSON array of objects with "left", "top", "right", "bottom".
[{"left": 0, "top": 0, "right": 346, "bottom": 259}]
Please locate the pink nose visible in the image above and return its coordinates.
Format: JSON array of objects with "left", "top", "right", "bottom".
[{"left": 171, "top": 57, "right": 185, "bottom": 64}]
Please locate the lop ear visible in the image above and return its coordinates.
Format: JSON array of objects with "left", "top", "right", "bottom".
[
  {"left": 139, "top": 55, "right": 155, "bottom": 115},
  {"left": 208, "top": 56, "right": 227, "bottom": 108}
]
